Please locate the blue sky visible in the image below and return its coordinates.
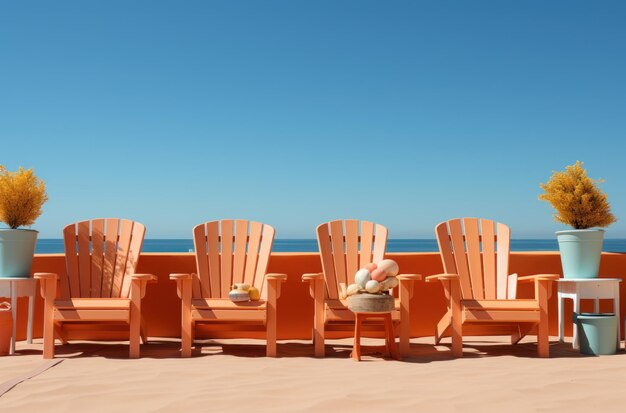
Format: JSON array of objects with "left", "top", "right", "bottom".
[{"left": 1, "top": 1, "right": 625, "bottom": 239}]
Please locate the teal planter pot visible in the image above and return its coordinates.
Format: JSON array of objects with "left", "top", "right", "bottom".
[
  {"left": 576, "top": 313, "right": 617, "bottom": 355},
  {"left": 0, "top": 229, "right": 38, "bottom": 278},
  {"left": 556, "top": 229, "right": 604, "bottom": 279}
]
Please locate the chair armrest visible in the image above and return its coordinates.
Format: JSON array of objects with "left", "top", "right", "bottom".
[
  {"left": 517, "top": 274, "right": 560, "bottom": 283},
  {"left": 397, "top": 274, "right": 422, "bottom": 281},
  {"left": 302, "top": 272, "right": 324, "bottom": 282},
  {"left": 131, "top": 274, "right": 157, "bottom": 282},
  {"left": 35, "top": 273, "right": 58, "bottom": 300},
  {"left": 397, "top": 274, "right": 421, "bottom": 300},
  {"left": 34, "top": 272, "right": 58, "bottom": 280},
  {"left": 170, "top": 273, "right": 192, "bottom": 281},
  {"left": 425, "top": 273, "right": 459, "bottom": 283},
  {"left": 267, "top": 273, "right": 288, "bottom": 281},
  {"left": 266, "top": 274, "right": 288, "bottom": 301}
]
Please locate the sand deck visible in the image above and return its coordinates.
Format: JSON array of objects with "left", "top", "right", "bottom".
[{"left": 1, "top": 336, "right": 624, "bottom": 412}]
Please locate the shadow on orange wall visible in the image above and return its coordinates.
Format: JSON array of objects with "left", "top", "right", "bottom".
[{"left": 7, "top": 252, "right": 626, "bottom": 342}]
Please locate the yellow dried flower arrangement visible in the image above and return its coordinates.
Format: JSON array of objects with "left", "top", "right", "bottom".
[
  {"left": 0, "top": 165, "right": 48, "bottom": 229},
  {"left": 539, "top": 161, "right": 616, "bottom": 230}
]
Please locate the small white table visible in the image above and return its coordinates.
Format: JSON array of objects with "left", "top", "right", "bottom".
[
  {"left": 557, "top": 278, "right": 621, "bottom": 350},
  {"left": 0, "top": 277, "right": 37, "bottom": 354}
]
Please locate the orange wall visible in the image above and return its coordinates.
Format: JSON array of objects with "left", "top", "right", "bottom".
[{"left": 7, "top": 252, "right": 626, "bottom": 341}]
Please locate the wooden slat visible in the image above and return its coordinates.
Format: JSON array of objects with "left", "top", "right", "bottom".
[
  {"left": 191, "top": 324, "right": 266, "bottom": 333},
  {"left": 463, "top": 218, "right": 484, "bottom": 299},
  {"left": 193, "top": 224, "right": 211, "bottom": 298},
  {"left": 324, "top": 299, "right": 349, "bottom": 309},
  {"left": 507, "top": 273, "right": 518, "bottom": 299},
  {"left": 448, "top": 219, "right": 473, "bottom": 299},
  {"left": 447, "top": 235, "right": 499, "bottom": 242},
  {"left": 90, "top": 219, "right": 105, "bottom": 298},
  {"left": 63, "top": 223, "right": 80, "bottom": 298},
  {"left": 77, "top": 221, "right": 91, "bottom": 298},
  {"left": 120, "top": 222, "right": 145, "bottom": 298},
  {"left": 481, "top": 219, "right": 497, "bottom": 299},
  {"left": 102, "top": 218, "right": 119, "bottom": 298},
  {"left": 329, "top": 220, "right": 348, "bottom": 291},
  {"left": 192, "top": 298, "right": 267, "bottom": 310},
  {"left": 462, "top": 299, "right": 539, "bottom": 310},
  {"left": 111, "top": 219, "right": 133, "bottom": 298},
  {"left": 463, "top": 309, "right": 540, "bottom": 323},
  {"left": 372, "top": 224, "right": 388, "bottom": 262},
  {"left": 59, "top": 275, "right": 71, "bottom": 299},
  {"left": 496, "top": 223, "right": 511, "bottom": 299},
  {"left": 359, "top": 221, "right": 374, "bottom": 267},
  {"left": 55, "top": 309, "right": 129, "bottom": 321},
  {"left": 244, "top": 221, "right": 263, "bottom": 287},
  {"left": 206, "top": 221, "right": 221, "bottom": 298},
  {"left": 255, "top": 224, "right": 274, "bottom": 298},
  {"left": 192, "top": 273, "right": 201, "bottom": 298},
  {"left": 324, "top": 308, "right": 356, "bottom": 322},
  {"left": 232, "top": 220, "right": 248, "bottom": 286},
  {"left": 220, "top": 220, "right": 234, "bottom": 298},
  {"left": 54, "top": 299, "right": 130, "bottom": 309},
  {"left": 317, "top": 223, "right": 338, "bottom": 299},
  {"left": 191, "top": 309, "right": 266, "bottom": 321},
  {"left": 435, "top": 222, "right": 457, "bottom": 275},
  {"left": 344, "top": 220, "right": 359, "bottom": 283}
]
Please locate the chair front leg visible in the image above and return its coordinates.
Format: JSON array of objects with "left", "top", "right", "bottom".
[
  {"left": 398, "top": 278, "right": 414, "bottom": 357},
  {"left": 266, "top": 280, "right": 280, "bottom": 357},
  {"left": 450, "top": 279, "right": 463, "bottom": 357},
  {"left": 180, "top": 278, "right": 193, "bottom": 358},
  {"left": 42, "top": 278, "right": 58, "bottom": 359},
  {"left": 312, "top": 278, "right": 325, "bottom": 357},
  {"left": 129, "top": 280, "right": 143, "bottom": 359},
  {"left": 536, "top": 278, "right": 550, "bottom": 358}
]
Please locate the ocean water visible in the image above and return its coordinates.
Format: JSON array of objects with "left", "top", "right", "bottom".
[{"left": 34, "top": 239, "right": 626, "bottom": 253}]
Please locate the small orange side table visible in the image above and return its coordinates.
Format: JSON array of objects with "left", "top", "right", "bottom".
[{"left": 350, "top": 312, "right": 399, "bottom": 361}]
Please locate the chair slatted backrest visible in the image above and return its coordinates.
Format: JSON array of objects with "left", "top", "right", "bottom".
[
  {"left": 61, "top": 219, "right": 146, "bottom": 299},
  {"left": 316, "top": 220, "right": 388, "bottom": 300},
  {"left": 435, "top": 218, "right": 511, "bottom": 300},
  {"left": 192, "top": 220, "right": 275, "bottom": 300}
]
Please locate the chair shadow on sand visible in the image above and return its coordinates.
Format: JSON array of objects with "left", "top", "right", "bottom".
[{"left": 16, "top": 336, "right": 623, "bottom": 361}]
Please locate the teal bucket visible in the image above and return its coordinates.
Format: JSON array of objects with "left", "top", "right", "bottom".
[
  {"left": 0, "top": 229, "right": 38, "bottom": 278},
  {"left": 576, "top": 313, "right": 617, "bottom": 355},
  {"left": 556, "top": 229, "right": 604, "bottom": 279}
]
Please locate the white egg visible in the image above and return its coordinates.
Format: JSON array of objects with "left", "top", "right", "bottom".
[
  {"left": 354, "top": 269, "right": 371, "bottom": 288},
  {"left": 380, "top": 277, "right": 399, "bottom": 291},
  {"left": 346, "top": 283, "right": 361, "bottom": 296},
  {"left": 365, "top": 279, "right": 381, "bottom": 293}
]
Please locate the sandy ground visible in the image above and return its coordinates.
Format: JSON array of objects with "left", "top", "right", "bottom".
[{"left": 1, "top": 336, "right": 625, "bottom": 413}]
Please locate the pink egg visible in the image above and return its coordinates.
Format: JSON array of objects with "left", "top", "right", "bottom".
[
  {"left": 362, "top": 263, "right": 378, "bottom": 272},
  {"left": 371, "top": 268, "right": 387, "bottom": 282},
  {"left": 377, "top": 259, "right": 399, "bottom": 277}
]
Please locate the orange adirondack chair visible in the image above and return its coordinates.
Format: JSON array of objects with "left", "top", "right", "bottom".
[
  {"left": 302, "top": 220, "right": 422, "bottom": 357},
  {"left": 35, "top": 219, "right": 156, "bottom": 359},
  {"left": 170, "top": 219, "right": 287, "bottom": 357},
  {"left": 426, "top": 218, "right": 559, "bottom": 358}
]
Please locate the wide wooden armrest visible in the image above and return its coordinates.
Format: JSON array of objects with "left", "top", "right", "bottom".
[
  {"left": 302, "top": 272, "right": 324, "bottom": 282},
  {"left": 425, "top": 273, "right": 460, "bottom": 283},
  {"left": 397, "top": 274, "right": 422, "bottom": 281},
  {"left": 131, "top": 274, "right": 157, "bottom": 281},
  {"left": 169, "top": 273, "right": 192, "bottom": 281},
  {"left": 517, "top": 274, "right": 560, "bottom": 283},
  {"left": 34, "top": 272, "right": 58, "bottom": 280},
  {"left": 266, "top": 273, "right": 288, "bottom": 281}
]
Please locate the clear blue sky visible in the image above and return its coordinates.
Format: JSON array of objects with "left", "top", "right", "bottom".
[{"left": 1, "top": 1, "right": 625, "bottom": 239}]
